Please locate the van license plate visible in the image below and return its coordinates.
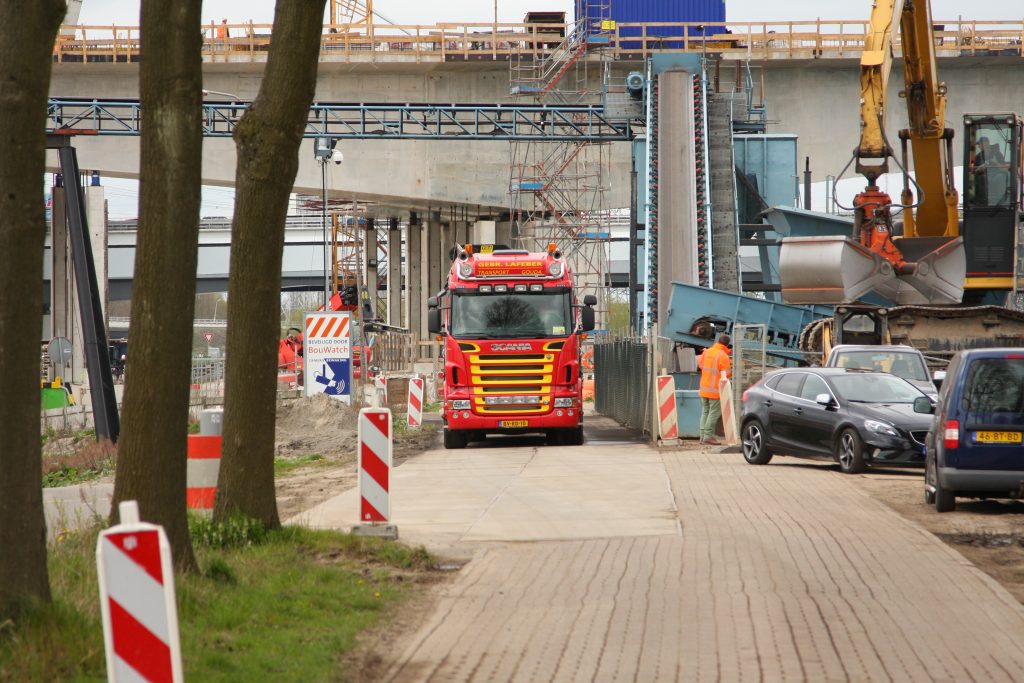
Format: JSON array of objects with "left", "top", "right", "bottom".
[
  {"left": 976, "top": 431, "right": 1022, "bottom": 443},
  {"left": 500, "top": 420, "right": 529, "bottom": 428}
]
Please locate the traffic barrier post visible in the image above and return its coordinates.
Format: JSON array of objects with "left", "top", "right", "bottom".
[
  {"left": 96, "top": 500, "right": 183, "bottom": 683},
  {"left": 656, "top": 375, "right": 680, "bottom": 443},
  {"left": 352, "top": 407, "right": 398, "bottom": 539},
  {"left": 406, "top": 376, "right": 424, "bottom": 428},
  {"left": 187, "top": 408, "right": 222, "bottom": 514}
]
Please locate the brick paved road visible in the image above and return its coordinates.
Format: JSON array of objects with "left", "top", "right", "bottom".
[{"left": 385, "top": 451, "right": 1024, "bottom": 682}]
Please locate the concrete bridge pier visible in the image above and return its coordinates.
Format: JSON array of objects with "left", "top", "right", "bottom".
[{"left": 387, "top": 217, "right": 402, "bottom": 328}]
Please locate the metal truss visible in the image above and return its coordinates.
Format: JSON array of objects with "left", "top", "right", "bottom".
[{"left": 46, "top": 98, "right": 635, "bottom": 142}]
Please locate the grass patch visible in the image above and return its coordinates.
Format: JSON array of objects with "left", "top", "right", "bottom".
[
  {"left": 1, "top": 523, "right": 436, "bottom": 682},
  {"left": 274, "top": 453, "right": 325, "bottom": 475}
]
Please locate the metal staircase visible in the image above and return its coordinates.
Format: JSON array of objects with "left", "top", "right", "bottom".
[{"left": 509, "top": 0, "right": 616, "bottom": 327}]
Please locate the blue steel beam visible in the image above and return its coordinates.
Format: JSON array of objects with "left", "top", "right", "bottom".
[{"left": 47, "top": 98, "right": 636, "bottom": 142}]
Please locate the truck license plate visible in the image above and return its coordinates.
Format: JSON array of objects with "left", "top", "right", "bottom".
[
  {"left": 500, "top": 420, "right": 529, "bottom": 428},
  {"left": 976, "top": 431, "right": 1022, "bottom": 443}
]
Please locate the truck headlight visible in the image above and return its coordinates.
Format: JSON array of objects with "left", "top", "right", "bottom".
[
  {"left": 451, "top": 400, "right": 471, "bottom": 410},
  {"left": 459, "top": 263, "right": 473, "bottom": 277},
  {"left": 554, "top": 398, "right": 574, "bottom": 407},
  {"left": 863, "top": 419, "right": 897, "bottom": 436},
  {"left": 547, "top": 262, "right": 563, "bottom": 277}
]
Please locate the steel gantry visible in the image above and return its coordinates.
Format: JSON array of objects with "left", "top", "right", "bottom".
[{"left": 47, "top": 98, "right": 636, "bottom": 142}]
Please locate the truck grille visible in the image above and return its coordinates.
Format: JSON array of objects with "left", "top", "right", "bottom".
[{"left": 468, "top": 350, "right": 555, "bottom": 413}]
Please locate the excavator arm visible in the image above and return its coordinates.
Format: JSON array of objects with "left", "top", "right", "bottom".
[{"left": 779, "top": 0, "right": 965, "bottom": 306}]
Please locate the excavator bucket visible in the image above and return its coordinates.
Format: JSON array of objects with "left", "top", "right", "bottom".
[{"left": 779, "top": 235, "right": 965, "bottom": 306}]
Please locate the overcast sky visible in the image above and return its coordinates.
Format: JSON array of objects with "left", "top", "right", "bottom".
[{"left": 77, "top": 0, "right": 1021, "bottom": 26}]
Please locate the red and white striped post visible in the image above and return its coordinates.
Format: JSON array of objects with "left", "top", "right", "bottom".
[
  {"left": 406, "top": 376, "right": 424, "bottom": 428},
  {"left": 656, "top": 375, "right": 679, "bottom": 442},
  {"left": 353, "top": 407, "right": 398, "bottom": 539},
  {"left": 96, "top": 500, "right": 183, "bottom": 683},
  {"left": 186, "top": 434, "right": 221, "bottom": 514}
]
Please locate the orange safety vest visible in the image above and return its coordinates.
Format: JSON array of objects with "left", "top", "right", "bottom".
[{"left": 698, "top": 342, "right": 732, "bottom": 399}]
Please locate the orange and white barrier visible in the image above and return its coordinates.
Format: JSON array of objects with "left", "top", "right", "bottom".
[
  {"left": 358, "top": 408, "right": 392, "bottom": 524},
  {"left": 186, "top": 435, "right": 221, "bottom": 513},
  {"left": 406, "top": 377, "right": 424, "bottom": 428},
  {"left": 97, "top": 500, "right": 183, "bottom": 683},
  {"left": 656, "top": 375, "right": 679, "bottom": 440}
]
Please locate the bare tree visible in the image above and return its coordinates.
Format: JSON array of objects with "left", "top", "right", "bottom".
[
  {"left": 0, "top": 0, "right": 66, "bottom": 618},
  {"left": 111, "top": 0, "right": 203, "bottom": 572},
  {"left": 215, "top": 0, "right": 328, "bottom": 526}
]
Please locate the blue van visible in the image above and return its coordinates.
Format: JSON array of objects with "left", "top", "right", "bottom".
[{"left": 918, "top": 348, "right": 1024, "bottom": 512}]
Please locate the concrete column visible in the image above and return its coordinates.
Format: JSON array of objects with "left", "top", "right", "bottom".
[
  {"left": 387, "top": 217, "right": 402, "bottom": 327},
  {"left": 457, "top": 220, "right": 472, "bottom": 248},
  {"left": 472, "top": 219, "right": 496, "bottom": 246},
  {"left": 441, "top": 221, "right": 455, "bottom": 263},
  {"left": 51, "top": 185, "right": 69, "bottom": 343},
  {"left": 427, "top": 216, "right": 442, "bottom": 301},
  {"left": 85, "top": 179, "right": 108, "bottom": 322},
  {"left": 495, "top": 220, "right": 513, "bottom": 248},
  {"left": 406, "top": 214, "right": 422, "bottom": 356},
  {"left": 364, "top": 218, "right": 378, "bottom": 319}
]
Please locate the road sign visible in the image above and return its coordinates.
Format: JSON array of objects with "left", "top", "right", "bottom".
[
  {"left": 656, "top": 375, "right": 679, "bottom": 441},
  {"left": 355, "top": 408, "right": 397, "bottom": 539},
  {"left": 303, "top": 311, "right": 352, "bottom": 404},
  {"left": 202, "top": 332, "right": 214, "bottom": 343},
  {"left": 96, "top": 500, "right": 183, "bottom": 683},
  {"left": 47, "top": 336, "right": 73, "bottom": 367}
]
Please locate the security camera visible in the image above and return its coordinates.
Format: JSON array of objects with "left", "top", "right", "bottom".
[{"left": 330, "top": 148, "right": 344, "bottom": 164}]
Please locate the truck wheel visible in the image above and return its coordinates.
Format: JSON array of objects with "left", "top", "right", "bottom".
[
  {"left": 546, "top": 430, "right": 561, "bottom": 446},
  {"left": 444, "top": 428, "right": 467, "bottom": 450},
  {"left": 565, "top": 426, "right": 584, "bottom": 446}
]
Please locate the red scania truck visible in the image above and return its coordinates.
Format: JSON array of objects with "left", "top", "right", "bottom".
[{"left": 428, "top": 243, "right": 596, "bottom": 449}]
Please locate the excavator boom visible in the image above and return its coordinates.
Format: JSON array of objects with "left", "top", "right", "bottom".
[{"left": 779, "top": 0, "right": 965, "bottom": 306}]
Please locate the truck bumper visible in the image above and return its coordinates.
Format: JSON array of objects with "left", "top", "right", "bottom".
[{"left": 445, "top": 408, "right": 583, "bottom": 434}]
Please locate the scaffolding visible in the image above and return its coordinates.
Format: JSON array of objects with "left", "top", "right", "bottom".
[
  {"left": 508, "top": 1, "right": 616, "bottom": 327},
  {"left": 329, "top": 0, "right": 373, "bottom": 32}
]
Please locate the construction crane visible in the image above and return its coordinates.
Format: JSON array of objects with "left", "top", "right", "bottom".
[{"left": 779, "top": 0, "right": 1022, "bottom": 307}]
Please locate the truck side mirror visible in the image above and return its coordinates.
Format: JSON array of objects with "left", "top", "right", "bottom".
[
  {"left": 427, "top": 308, "right": 442, "bottom": 335},
  {"left": 583, "top": 294, "right": 597, "bottom": 306},
  {"left": 427, "top": 296, "right": 439, "bottom": 309},
  {"left": 581, "top": 305, "right": 595, "bottom": 332}
]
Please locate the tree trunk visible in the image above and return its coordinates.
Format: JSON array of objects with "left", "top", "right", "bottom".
[
  {"left": 215, "top": 0, "right": 327, "bottom": 526},
  {"left": 0, "top": 0, "right": 66, "bottom": 618},
  {"left": 110, "top": 0, "right": 203, "bottom": 572}
]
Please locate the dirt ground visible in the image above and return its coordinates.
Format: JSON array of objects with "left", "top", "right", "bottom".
[{"left": 273, "top": 394, "right": 439, "bottom": 521}]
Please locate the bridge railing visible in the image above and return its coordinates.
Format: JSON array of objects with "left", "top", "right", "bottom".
[{"left": 51, "top": 19, "right": 1024, "bottom": 64}]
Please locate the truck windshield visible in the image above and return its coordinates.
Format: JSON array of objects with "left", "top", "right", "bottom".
[{"left": 451, "top": 292, "right": 571, "bottom": 339}]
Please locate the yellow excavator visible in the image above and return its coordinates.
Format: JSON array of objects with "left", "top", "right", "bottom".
[{"left": 779, "top": 0, "right": 1023, "bottom": 307}]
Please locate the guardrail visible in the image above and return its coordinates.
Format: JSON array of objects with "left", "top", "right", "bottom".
[{"left": 51, "top": 19, "right": 1024, "bottom": 64}]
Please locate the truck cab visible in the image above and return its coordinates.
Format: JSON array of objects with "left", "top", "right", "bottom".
[{"left": 429, "top": 244, "right": 596, "bottom": 449}]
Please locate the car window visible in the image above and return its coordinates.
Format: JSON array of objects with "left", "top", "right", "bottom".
[
  {"left": 830, "top": 373, "right": 922, "bottom": 403},
  {"left": 763, "top": 374, "right": 783, "bottom": 390},
  {"left": 799, "top": 374, "right": 831, "bottom": 401},
  {"left": 833, "top": 350, "right": 929, "bottom": 381},
  {"left": 774, "top": 372, "right": 804, "bottom": 397},
  {"left": 961, "top": 358, "right": 1024, "bottom": 420}
]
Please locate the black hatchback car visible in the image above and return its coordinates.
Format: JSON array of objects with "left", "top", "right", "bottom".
[{"left": 740, "top": 367, "right": 933, "bottom": 474}]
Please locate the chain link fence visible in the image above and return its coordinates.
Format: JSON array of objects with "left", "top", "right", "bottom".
[
  {"left": 731, "top": 324, "right": 768, "bottom": 412},
  {"left": 594, "top": 338, "right": 650, "bottom": 434}
]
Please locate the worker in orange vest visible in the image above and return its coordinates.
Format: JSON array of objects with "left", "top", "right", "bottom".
[
  {"left": 697, "top": 333, "right": 732, "bottom": 445},
  {"left": 216, "top": 18, "right": 228, "bottom": 40}
]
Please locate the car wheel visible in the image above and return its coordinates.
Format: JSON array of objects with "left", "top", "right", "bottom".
[
  {"left": 741, "top": 419, "right": 773, "bottom": 465},
  {"left": 569, "top": 426, "right": 585, "bottom": 446},
  {"left": 933, "top": 465, "right": 956, "bottom": 513},
  {"left": 444, "top": 428, "right": 467, "bottom": 450},
  {"left": 836, "top": 428, "right": 867, "bottom": 474},
  {"left": 924, "top": 451, "right": 937, "bottom": 504}
]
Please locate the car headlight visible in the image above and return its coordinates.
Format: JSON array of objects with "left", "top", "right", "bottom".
[
  {"left": 863, "top": 419, "right": 898, "bottom": 436},
  {"left": 554, "top": 398, "right": 574, "bottom": 407},
  {"left": 451, "top": 400, "right": 471, "bottom": 410}
]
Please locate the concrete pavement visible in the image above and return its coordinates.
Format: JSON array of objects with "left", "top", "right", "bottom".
[
  {"left": 43, "top": 481, "right": 112, "bottom": 540},
  {"left": 301, "top": 426, "right": 1024, "bottom": 681}
]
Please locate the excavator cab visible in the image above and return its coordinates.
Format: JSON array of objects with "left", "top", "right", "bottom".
[{"left": 962, "top": 113, "right": 1023, "bottom": 293}]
